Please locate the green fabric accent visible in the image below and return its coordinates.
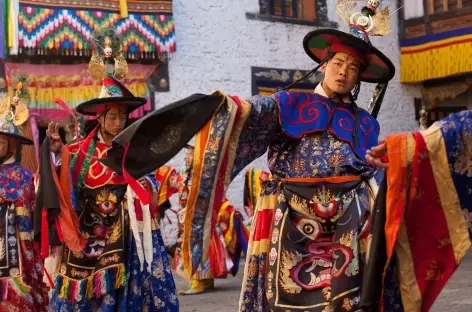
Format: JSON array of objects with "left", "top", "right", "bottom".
[
  {"left": 70, "top": 137, "right": 96, "bottom": 197},
  {"left": 106, "top": 85, "right": 123, "bottom": 97},
  {"left": 366, "top": 64, "right": 385, "bottom": 75},
  {"left": 4, "top": 0, "right": 9, "bottom": 56},
  {"left": 307, "top": 36, "right": 329, "bottom": 49},
  {"left": 49, "top": 224, "right": 57, "bottom": 245}
]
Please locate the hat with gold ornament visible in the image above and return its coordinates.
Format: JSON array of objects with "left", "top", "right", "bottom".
[
  {"left": 0, "top": 82, "right": 33, "bottom": 145},
  {"left": 303, "top": 0, "right": 395, "bottom": 83},
  {"left": 76, "top": 27, "right": 146, "bottom": 116}
]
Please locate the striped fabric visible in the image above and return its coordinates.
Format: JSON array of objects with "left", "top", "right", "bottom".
[
  {"left": 400, "top": 27, "right": 472, "bottom": 82},
  {"left": 382, "top": 110, "right": 471, "bottom": 311},
  {"left": 16, "top": 0, "right": 175, "bottom": 59},
  {"left": 155, "top": 165, "right": 178, "bottom": 206}
]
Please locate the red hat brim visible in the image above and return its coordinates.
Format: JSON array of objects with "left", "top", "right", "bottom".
[
  {"left": 76, "top": 96, "right": 147, "bottom": 116},
  {"left": 303, "top": 29, "right": 395, "bottom": 83}
]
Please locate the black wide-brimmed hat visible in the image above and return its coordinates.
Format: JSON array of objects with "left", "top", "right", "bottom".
[
  {"left": 102, "top": 93, "right": 225, "bottom": 178},
  {"left": 76, "top": 76, "right": 147, "bottom": 116},
  {"left": 0, "top": 115, "right": 33, "bottom": 145},
  {"left": 303, "top": 26, "right": 395, "bottom": 83}
]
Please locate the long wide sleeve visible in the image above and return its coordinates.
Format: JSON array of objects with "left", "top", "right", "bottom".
[
  {"left": 102, "top": 91, "right": 279, "bottom": 277},
  {"left": 230, "top": 94, "right": 278, "bottom": 179},
  {"left": 362, "top": 110, "right": 472, "bottom": 312},
  {"left": 182, "top": 92, "right": 279, "bottom": 277}
]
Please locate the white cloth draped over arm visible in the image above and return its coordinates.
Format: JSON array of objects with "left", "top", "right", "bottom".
[{"left": 126, "top": 186, "right": 153, "bottom": 273}]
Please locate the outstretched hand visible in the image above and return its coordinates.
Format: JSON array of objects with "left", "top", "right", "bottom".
[
  {"left": 366, "top": 143, "right": 389, "bottom": 169},
  {"left": 46, "top": 121, "right": 63, "bottom": 153},
  {"left": 46, "top": 122, "right": 60, "bottom": 139}
]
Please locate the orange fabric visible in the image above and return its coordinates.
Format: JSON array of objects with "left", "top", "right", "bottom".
[
  {"left": 399, "top": 131, "right": 468, "bottom": 312},
  {"left": 384, "top": 134, "right": 408, "bottom": 260},
  {"left": 379, "top": 130, "right": 471, "bottom": 312},
  {"left": 155, "top": 166, "right": 178, "bottom": 206},
  {"left": 51, "top": 148, "right": 85, "bottom": 253},
  {"left": 282, "top": 176, "right": 361, "bottom": 183},
  {"left": 21, "top": 119, "right": 38, "bottom": 173},
  {"left": 206, "top": 101, "right": 242, "bottom": 279},
  {"left": 379, "top": 133, "right": 409, "bottom": 312}
]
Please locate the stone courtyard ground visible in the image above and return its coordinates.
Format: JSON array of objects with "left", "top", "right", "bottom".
[{"left": 173, "top": 251, "right": 472, "bottom": 312}]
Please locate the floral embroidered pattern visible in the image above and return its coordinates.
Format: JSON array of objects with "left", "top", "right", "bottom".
[
  {"left": 240, "top": 254, "right": 267, "bottom": 312},
  {"left": 231, "top": 94, "right": 278, "bottom": 180},
  {"left": 0, "top": 163, "right": 48, "bottom": 312},
  {"left": 438, "top": 110, "right": 472, "bottom": 238},
  {"left": 382, "top": 258, "right": 404, "bottom": 312},
  {"left": 269, "top": 131, "right": 375, "bottom": 180},
  {"left": 0, "top": 163, "right": 30, "bottom": 202},
  {"left": 188, "top": 103, "right": 232, "bottom": 272},
  {"left": 230, "top": 93, "right": 377, "bottom": 312},
  {"left": 279, "top": 249, "right": 303, "bottom": 294}
]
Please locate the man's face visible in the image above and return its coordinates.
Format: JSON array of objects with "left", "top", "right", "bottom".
[
  {"left": 185, "top": 149, "right": 194, "bottom": 169},
  {"left": 0, "top": 136, "right": 9, "bottom": 158},
  {"left": 321, "top": 52, "right": 361, "bottom": 96},
  {"left": 99, "top": 106, "right": 127, "bottom": 137}
]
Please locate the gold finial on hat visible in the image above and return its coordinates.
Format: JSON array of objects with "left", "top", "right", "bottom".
[
  {"left": 0, "top": 80, "right": 29, "bottom": 126},
  {"left": 89, "top": 27, "right": 128, "bottom": 81},
  {"left": 336, "top": 0, "right": 391, "bottom": 36}
]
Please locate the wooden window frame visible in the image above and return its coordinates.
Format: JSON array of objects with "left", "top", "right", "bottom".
[
  {"left": 246, "top": 0, "right": 336, "bottom": 27},
  {"left": 266, "top": 0, "right": 316, "bottom": 21},
  {"left": 404, "top": 0, "right": 472, "bottom": 21},
  {"left": 428, "top": 0, "right": 466, "bottom": 15},
  {"left": 400, "top": 0, "right": 472, "bottom": 41}
]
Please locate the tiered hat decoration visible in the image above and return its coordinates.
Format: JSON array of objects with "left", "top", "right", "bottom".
[
  {"left": 303, "top": 0, "right": 395, "bottom": 83},
  {"left": 0, "top": 82, "right": 33, "bottom": 145},
  {"left": 76, "top": 27, "right": 146, "bottom": 116}
]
